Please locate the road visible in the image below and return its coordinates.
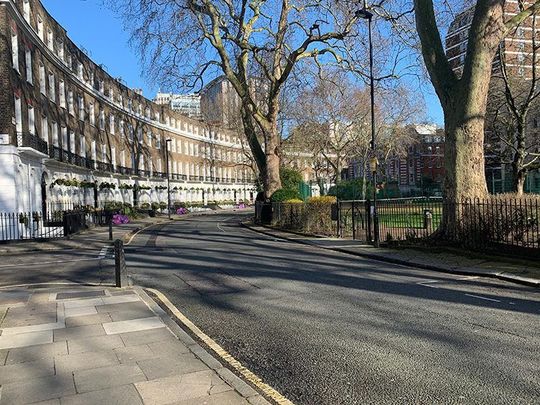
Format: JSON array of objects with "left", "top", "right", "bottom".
[{"left": 122, "top": 212, "right": 540, "bottom": 404}]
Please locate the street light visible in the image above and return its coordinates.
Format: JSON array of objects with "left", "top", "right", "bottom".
[
  {"left": 356, "top": 4, "right": 379, "bottom": 247},
  {"left": 165, "top": 139, "right": 172, "bottom": 220}
]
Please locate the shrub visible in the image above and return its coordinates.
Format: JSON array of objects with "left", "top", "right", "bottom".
[
  {"left": 140, "top": 202, "right": 150, "bottom": 209},
  {"left": 271, "top": 188, "right": 301, "bottom": 202},
  {"left": 307, "top": 196, "right": 337, "bottom": 204},
  {"left": 280, "top": 167, "right": 303, "bottom": 191},
  {"left": 284, "top": 199, "right": 304, "bottom": 203}
]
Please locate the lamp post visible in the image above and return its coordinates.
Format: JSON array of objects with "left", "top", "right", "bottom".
[
  {"left": 357, "top": 4, "right": 379, "bottom": 247},
  {"left": 165, "top": 139, "right": 172, "bottom": 220}
]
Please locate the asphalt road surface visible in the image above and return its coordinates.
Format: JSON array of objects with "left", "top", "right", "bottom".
[
  {"left": 123, "top": 212, "right": 540, "bottom": 405},
  {"left": 1, "top": 212, "right": 538, "bottom": 404}
]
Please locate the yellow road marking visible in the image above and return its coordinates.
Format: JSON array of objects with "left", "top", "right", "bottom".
[{"left": 147, "top": 287, "right": 294, "bottom": 405}]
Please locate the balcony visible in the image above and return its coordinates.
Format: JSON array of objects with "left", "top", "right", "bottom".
[
  {"left": 17, "top": 133, "right": 49, "bottom": 156},
  {"left": 153, "top": 171, "right": 167, "bottom": 179},
  {"left": 96, "top": 161, "right": 113, "bottom": 173},
  {"left": 118, "top": 166, "right": 134, "bottom": 176},
  {"left": 138, "top": 169, "right": 152, "bottom": 177}
]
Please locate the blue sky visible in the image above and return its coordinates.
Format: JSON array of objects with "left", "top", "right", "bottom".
[{"left": 42, "top": 0, "right": 444, "bottom": 125}]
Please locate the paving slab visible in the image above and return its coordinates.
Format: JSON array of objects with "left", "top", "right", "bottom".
[
  {"left": 62, "top": 298, "right": 105, "bottom": 309},
  {"left": 137, "top": 353, "right": 208, "bottom": 380},
  {"left": 54, "top": 350, "right": 119, "bottom": 374},
  {"left": 65, "top": 313, "right": 111, "bottom": 328},
  {"left": 114, "top": 344, "right": 156, "bottom": 364},
  {"left": 1, "top": 312, "right": 57, "bottom": 328},
  {"left": 96, "top": 301, "right": 149, "bottom": 314},
  {"left": 173, "top": 390, "right": 250, "bottom": 405},
  {"left": 60, "top": 384, "right": 144, "bottom": 405},
  {"left": 119, "top": 327, "right": 178, "bottom": 347},
  {"left": 148, "top": 339, "right": 191, "bottom": 358},
  {"left": 53, "top": 324, "right": 105, "bottom": 341},
  {"left": 0, "top": 358, "right": 55, "bottom": 384},
  {"left": 0, "top": 321, "right": 65, "bottom": 335},
  {"left": 56, "top": 290, "right": 106, "bottom": 300},
  {"left": 74, "top": 363, "right": 147, "bottom": 393},
  {"left": 5, "top": 341, "right": 68, "bottom": 364},
  {"left": 102, "top": 316, "right": 164, "bottom": 335},
  {"left": 134, "top": 370, "right": 229, "bottom": 405},
  {"left": 108, "top": 308, "right": 156, "bottom": 321},
  {"left": 67, "top": 335, "right": 125, "bottom": 354},
  {"left": 0, "top": 374, "right": 75, "bottom": 404},
  {"left": 64, "top": 306, "right": 98, "bottom": 319},
  {"left": 0, "top": 330, "right": 53, "bottom": 350}
]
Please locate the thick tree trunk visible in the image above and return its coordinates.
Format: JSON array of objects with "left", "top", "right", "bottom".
[
  {"left": 441, "top": 110, "right": 489, "bottom": 238},
  {"left": 513, "top": 163, "right": 526, "bottom": 196},
  {"left": 264, "top": 124, "right": 282, "bottom": 198},
  {"left": 444, "top": 115, "right": 489, "bottom": 203}
]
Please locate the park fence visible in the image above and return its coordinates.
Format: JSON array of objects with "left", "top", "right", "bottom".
[{"left": 258, "top": 196, "right": 540, "bottom": 257}]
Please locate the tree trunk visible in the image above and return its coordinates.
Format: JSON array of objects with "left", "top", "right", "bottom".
[
  {"left": 441, "top": 110, "right": 489, "bottom": 238},
  {"left": 512, "top": 158, "right": 526, "bottom": 196},
  {"left": 443, "top": 115, "right": 489, "bottom": 203},
  {"left": 263, "top": 124, "right": 282, "bottom": 199}
]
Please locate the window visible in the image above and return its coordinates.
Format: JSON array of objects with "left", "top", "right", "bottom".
[
  {"left": 99, "top": 80, "right": 104, "bottom": 94},
  {"left": 101, "top": 144, "right": 106, "bottom": 162},
  {"left": 48, "top": 72, "right": 55, "bottom": 102},
  {"left": 68, "top": 90, "right": 74, "bottom": 115},
  {"left": 28, "top": 104, "right": 35, "bottom": 135},
  {"left": 37, "top": 17, "right": 44, "bottom": 41},
  {"left": 147, "top": 132, "right": 152, "bottom": 146},
  {"left": 119, "top": 119, "right": 124, "bottom": 138},
  {"left": 77, "top": 62, "right": 83, "bottom": 79},
  {"left": 121, "top": 150, "right": 126, "bottom": 168},
  {"left": 61, "top": 126, "right": 67, "bottom": 149},
  {"left": 11, "top": 25, "right": 19, "bottom": 72},
  {"left": 69, "top": 131, "right": 75, "bottom": 153},
  {"left": 137, "top": 128, "right": 142, "bottom": 143},
  {"left": 110, "top": 115, "right": 115, "bottom": 134},
  {"left": 89, "top": 103, "right": 95, "bottom": 126},
  {"left": 156, "top": 136, "right": 161, "bottom": 149},
  {"left": 66, "top": 53, "right": 72, "bottom": 69},
  {"left": 80, "top": 135, "right": 86, "bottom": 157},
  {"left": 99, "top": 110, "right": 105, "bottom": 130},
  {"left": 39, "top": 64, "right": 46, "bottom": 94},
  {"left": 78, "top": 96, "right": 84, "bottom": 121},
  {"left": 52, "top": 122, "right": 58, "bottom": 146},
  {"left": 91, "top": 140, "right": 97, "bottom": 162},
  {"left": 47, "top": 29, "right": 54, "bottom": 50},
  {"left": 57, "top": 41, "right": 64, "bottom": 61},
  {"left": 59, "top": 80, "right": 65, "bottom": 108},
  {"left": 23, "top": 0, "right": 30, "bottom": 22},
  {"left": 41, "top": 116, "right": 48, "bottom": 141},
  {"left": 14, "top": 94, "right": 22, "bottom": 134},
  {"left": 111, "top": 147, "right": 116, "bottom": 167},
  {"left": 25, "top": 48, "right": 32, "bottom": 83}
]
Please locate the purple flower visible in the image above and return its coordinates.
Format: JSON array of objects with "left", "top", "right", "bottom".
[{"left": 112, "top": 214, "right": 130, "bottom": 225}]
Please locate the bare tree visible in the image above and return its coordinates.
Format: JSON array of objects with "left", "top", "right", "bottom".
[
  {"left": 487, "top": 14, "right": 540, "bottom": 195},
  {"left": 414, "top": 0, "right": 540, "bottom": 205},
  {"left": 110, "top": 0, "right": 363, "bottom": 198}
]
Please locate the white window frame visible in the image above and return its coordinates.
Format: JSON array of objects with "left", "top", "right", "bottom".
[
  {"left": 25, "top": 47, "right": 32, "bottom": 83},
  {"left": 39, "top": 63, "right": 46, "bottom": 95},
  {"left": 11, "top": 25, "right": 19, "bottom": 72},
  {"left": 59, "top": 80, "right": 65, "bottom": 108},
  {"left": 28, "top": 104, "right": 35, "bottom": 135},
  {"left": 14, "top": 94, "right": 22, "bottom": 134}
]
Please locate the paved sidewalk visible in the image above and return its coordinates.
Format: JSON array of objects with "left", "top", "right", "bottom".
[
  {"left": 0, "top": 286, "right": 270, "bottom": 404},
  {"left": 244, "top": 223, "right": 540, "bottom": 288}
]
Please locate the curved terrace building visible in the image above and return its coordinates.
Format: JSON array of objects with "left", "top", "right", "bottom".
[{"left": 0, "top": 0, "right": 256, "bottom": 213}]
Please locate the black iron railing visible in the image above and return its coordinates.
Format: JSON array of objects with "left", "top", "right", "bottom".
[
  {"left": 17, "top": 133, "right": 48, "bottom": 155},
  {"left": 266, "top": 197, "right": 540, "bottom": 257}
]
